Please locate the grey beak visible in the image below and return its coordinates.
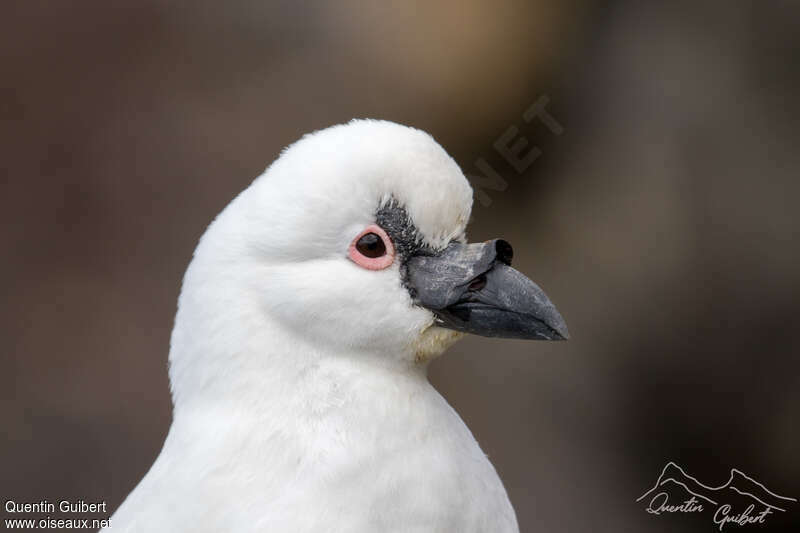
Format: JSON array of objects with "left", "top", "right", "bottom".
[{"left": 406, "top": 240, "right": 569, "bottom": 340}]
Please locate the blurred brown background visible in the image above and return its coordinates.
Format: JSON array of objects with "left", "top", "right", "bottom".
[{"left": 2, "top": 1, "right": 799, "bottom": 532}]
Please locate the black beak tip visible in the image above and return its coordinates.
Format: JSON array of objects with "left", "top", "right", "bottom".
[
  {"left": 535, "top": 316, "right": 569, "bottom": 341},
  {"left": 551, "top": 320, "right": 570, "bottom": 341}
]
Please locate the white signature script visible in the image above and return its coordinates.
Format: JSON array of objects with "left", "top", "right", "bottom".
[{"left": 637, "top": 461, "right": 795, "bottom": 530}]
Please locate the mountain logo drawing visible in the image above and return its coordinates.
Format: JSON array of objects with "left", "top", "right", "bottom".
[{"left": 637, "top": 461, "right": 796, "bottom": 530}]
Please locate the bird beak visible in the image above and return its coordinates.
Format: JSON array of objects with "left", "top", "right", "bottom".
[{"left": 406, "top": 239, "right": 569, "bottom": 340}]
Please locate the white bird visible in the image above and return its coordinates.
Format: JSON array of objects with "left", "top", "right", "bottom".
[{"left": 106, "top": 120, "right": 568, "bottom": 532}]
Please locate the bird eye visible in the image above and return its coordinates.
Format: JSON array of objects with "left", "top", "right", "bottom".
[
  {"left": 348, "top": 224, "right": 395, "bottom": 270},
  {"left": 355, "top": 233, "right": 386, "bottom": 258}
]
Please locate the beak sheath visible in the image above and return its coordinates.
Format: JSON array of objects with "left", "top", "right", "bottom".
[{"left": 406, "top": 240, "right": 569, "bottom": 341}]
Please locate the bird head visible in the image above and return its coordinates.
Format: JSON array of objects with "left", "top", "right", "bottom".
[{"left": 169, "top": 120, "right": 567, "bottom": 404}]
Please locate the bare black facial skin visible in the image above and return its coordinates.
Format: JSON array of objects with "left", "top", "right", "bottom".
[{"left": 375, "top": 200, "right": 428, "bottom": 261}]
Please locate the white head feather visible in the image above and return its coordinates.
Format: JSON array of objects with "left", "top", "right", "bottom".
[{"left": 168, "top": 119, "right": 473, "bottom": 409}]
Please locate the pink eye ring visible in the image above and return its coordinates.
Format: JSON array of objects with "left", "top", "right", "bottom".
[{"left": 348, "top": 224, "right": 395, "bottom": 270}]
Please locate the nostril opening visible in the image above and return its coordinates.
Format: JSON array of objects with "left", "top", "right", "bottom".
[
  {"left": 468, "top": 274, "right": 487, "bottom": 292},
  {"left": 495, "top": 239, "right": 513, "bottom": 265}
]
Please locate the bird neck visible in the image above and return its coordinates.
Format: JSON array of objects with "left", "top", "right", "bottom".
[{"left": 166, "top": 302, "right": 425, "bottom": 421}]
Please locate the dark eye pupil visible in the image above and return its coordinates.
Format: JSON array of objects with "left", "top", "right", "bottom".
[{"left": 356, "top": 233, "right": 386, "bottom": 258}]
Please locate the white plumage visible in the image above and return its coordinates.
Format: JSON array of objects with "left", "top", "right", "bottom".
[{"left": 107, "top": 120, "right": 527, "bottom": 532}]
